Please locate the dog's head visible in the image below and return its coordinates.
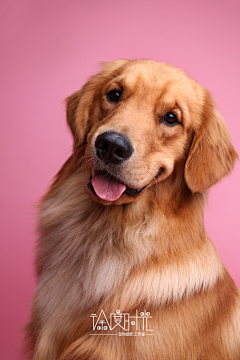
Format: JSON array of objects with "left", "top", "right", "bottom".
[{"left": 66, "top": 60, "right": 237, "bottom": 205}]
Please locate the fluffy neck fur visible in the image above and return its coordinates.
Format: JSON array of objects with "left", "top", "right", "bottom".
[
  {"left": 36, "top": 161, "right": 223, "bottom": 315},
  {"left": 28, "top": 160, "right": 227, "bottom": 360}
]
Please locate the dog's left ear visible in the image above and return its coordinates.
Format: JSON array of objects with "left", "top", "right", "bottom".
[{"left": 185, "top": 91, "right": 238, "bottom": 193}]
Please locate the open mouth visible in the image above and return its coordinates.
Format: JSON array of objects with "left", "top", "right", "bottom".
[{"left": 87, "top": 170, "right": 147, "bottom": 202}]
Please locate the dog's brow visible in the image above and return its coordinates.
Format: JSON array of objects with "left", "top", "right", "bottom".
[{"left": 112, "top": 73, "right": 124, "bottom": 82}]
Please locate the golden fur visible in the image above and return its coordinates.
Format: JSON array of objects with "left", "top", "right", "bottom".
[{"left": 26, "top": 60, "right": 240, "bottom": 359}]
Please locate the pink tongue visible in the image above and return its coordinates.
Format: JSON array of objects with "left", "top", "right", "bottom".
[{"left": 91, "top": 172, "right": 126, "bottom": 201}]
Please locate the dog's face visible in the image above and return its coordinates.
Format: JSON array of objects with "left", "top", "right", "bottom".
[{"left": 67, "top": 60, "right": 237, "bottom": 205}]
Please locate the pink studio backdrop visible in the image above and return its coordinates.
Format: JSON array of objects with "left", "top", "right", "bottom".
[{"left": 1, "top": 0, "right": 239, "bottom": 359}]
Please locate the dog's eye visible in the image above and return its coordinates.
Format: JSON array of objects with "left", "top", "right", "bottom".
[
  {"left": 107, "top": 90, "right": 121, "bottom": 103},
  {"left": 161, "top": 112, "right": 179, "bottom": 126}
]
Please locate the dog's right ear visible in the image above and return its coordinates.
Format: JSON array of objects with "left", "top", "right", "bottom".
[{"left": 66, "top": 60, "right": 130, "bottom": 150}]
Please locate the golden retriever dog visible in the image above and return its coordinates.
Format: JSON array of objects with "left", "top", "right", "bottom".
[{"left": 26, "top": 60, "right": 240, "bottom": 360}]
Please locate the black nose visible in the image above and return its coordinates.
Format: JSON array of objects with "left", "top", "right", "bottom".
[{"left": 95, "top": 131, "right": 134, "bottom": 165}]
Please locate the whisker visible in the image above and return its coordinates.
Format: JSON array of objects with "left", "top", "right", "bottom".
[
  {"left": 112, "top": 73, "right": 123, "bottom": 82},
  {"left": 145, "top": 162, "right": 159, "bottom": 174},
  {"left": 142, "top": 165, "right": 159, "bottom": 187}
]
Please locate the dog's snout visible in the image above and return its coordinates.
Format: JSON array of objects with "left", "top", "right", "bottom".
[{"left": 95, "top": 131, "right": 134, "bottom": 165}]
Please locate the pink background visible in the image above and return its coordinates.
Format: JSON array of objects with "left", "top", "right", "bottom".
[{"left": 1, "top": 0, "right": 239, "bottom": 359}]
